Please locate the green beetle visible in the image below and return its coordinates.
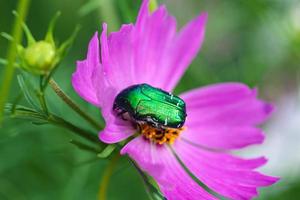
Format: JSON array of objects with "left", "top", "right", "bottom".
[{"left": 113, "top": 83, "right": 187, "bottom": 129}]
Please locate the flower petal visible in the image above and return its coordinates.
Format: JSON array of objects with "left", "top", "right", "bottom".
[
  {"left": 72, "top": 32, "right": 101, "bottom": 106},
  {"left": 100, "top": 23, "right": 138, "bottom": 91},
  {"left": 181, "top": 83, "right": 274, "bottom": 126},
  {"left": 161, "top": 13, "right": 208, "bottom": 91},
  {"left": 99, "top": 116, "right": 135, "bottom": 143},
  {"left": 99, "top": 0, "right": 207, "bottom": 92},
  {"left": 90, "top": 73, "right": 135, "bottom": 143},
  {"left": 121, "top": 137, "right": 218, "bottom": 200},
  {"left": 182, "top": 125, "right": 265, "bottom": 149},
  {"left": 135, "top": 0, "right": 207, "bottom": 91},
  {"left": 134, "top": 4, "right": 178, "bottom": 89},
  {"left": 174, "top": 140, "right": 279, "bottom": 200}
]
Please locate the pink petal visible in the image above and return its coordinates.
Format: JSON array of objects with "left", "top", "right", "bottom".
[
  {"left": 161, "top": 13, "right": 208, "bottom": 91},
  {"left": 99, "top": 116, "right": 135, "bottom": 143},
  {"left": 121, "top": 137, "right": 218, "bottom": 200},
  {"left": 100, "top": 23, "right": 138, "bottom": 91},
  {"left": 72, "top": 32, "right": 101, "bottom": 106},
  {"left": 90, "top": 72, "right": 135, "bottom": 143},
  {"left": 134, "top": 4, "right": 178, "bottom": 90},
  {"left": 181, "top": 83, "right": 274, "bottom": 126},
  {"left": 99, "top": 0, "right": 207, "bottom": 92},
  {"left": 174, "top": 140, "right": 279, "bottom": 200},
  {"left": 182, "top": 125, "right": 265, "bottom": 149}
]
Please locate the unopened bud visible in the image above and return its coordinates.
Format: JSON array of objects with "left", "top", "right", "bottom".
[
  {"left": 3, "top": 11, "right": 80, "bottom": 76},
  {"left": 23, "top": 41, "right": 56, "bottom": 74}
]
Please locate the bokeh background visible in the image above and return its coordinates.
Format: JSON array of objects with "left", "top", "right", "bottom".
[{"left": 0, "top": 0, "right": 300, "bottom": 199}]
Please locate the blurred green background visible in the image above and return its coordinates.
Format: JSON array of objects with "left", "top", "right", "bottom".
[{"left": 0, "top": 0, "right": 300, "bottom": 199}]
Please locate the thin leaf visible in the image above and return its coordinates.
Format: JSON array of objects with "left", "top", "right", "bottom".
[
  {"left": 0, "top": 58, "right": 20, "bottom": 68},
  {"left": 6, "top": 106, "right": 47, "bottom": 121},
  {"left": 0, "top": 58, "right": 8, "bottom": 66},
  {"left": 1, "top": 32, "right": 14, "bottom": 41},
  {"left": 5, "top": 103, "right": 39, "bottom": 115},
  {"left": 45, "top": 11, "right": 61, "bottom": 46},
  {"left": 10, "top": 92, "right": 23, "bottom": 114},
  {"left": 57, "top": 25, "right": 81, "bottom": 59},
  {"left": 17, "top": 74, "right": 41, "bottom": 111},
  {"left": 78, "top": 0, "right": 103, "bottom": 17},
  {"left": 1, "top": 32, "right": 24, "bottom": 54},
  {"left": 4, "top": 103, "right": 101, "bottom": 146},
  {"left": 97, "top": 144, "right": 116, "bottom": 158},
  {"left": 31, "top": 121, "right": 49, "bottom": 125},
  {"left": 49, "top": 114, "right": 100, "bottom": 144},
  {"left": 70, "top": 139, "right": 100, "bottom": 153},
  {"left": 12, "top": 10, "right": 35, "bottom": 45}
]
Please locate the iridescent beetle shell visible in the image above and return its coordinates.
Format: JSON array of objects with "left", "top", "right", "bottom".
[{"left": 113, "top": 84, "right": 187, "bottom": 129}]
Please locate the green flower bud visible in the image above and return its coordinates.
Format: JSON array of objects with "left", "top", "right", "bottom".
[
  {"left": 23, "top": 41, "right": 56, "bottom": 75},
  {"left": 2, "top": 11, "right": 79, "bottom": 75}
]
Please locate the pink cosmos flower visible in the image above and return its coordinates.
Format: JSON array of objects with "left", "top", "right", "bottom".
[{"left": 72, "top": 0, "right": 279, "bottom": 199}]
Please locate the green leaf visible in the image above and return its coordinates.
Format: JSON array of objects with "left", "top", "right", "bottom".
[
  {"left": 5, "top": 104, "right": 46, "bottom": 122},
  {"left": 1, "top": 32, "right": 25, "bottom": 53},
  {"left": 57, "top": 25, "right": 81, "bottom": 59},
  {"left": 5, "top": 103, "right": 101, "bottom": 145},
  {"left": 10, "top": 92, "right": 23, "bottom": 114},
  {"left": 12, "top": 10, "right": 36, "bottom": 46},
  {"left": 17, "top": 74, "right": 41, "bottom": 111},
  {"left": 78, "top": 0, "right": 103, "bottom": 17},
  {"left": 70, "top": 139, "right": 101, "bottom": 153},
  {"left": 0, "top": 58, "right": 20, "bottom": 68},
  {"left": 97, "top": 144, "right": 116, "bottom": 158},
  {"left": 0, "top": 58, "right": 8, "bottom": 66},
  {"left": 45, "top": 11, "right": 61, "bottom": 46},
  {"left": 1, "top": 32, "right": 14, "bottom": 41},
  {"left": 31, "top": 121, "right": 49, "bottom": 125}
]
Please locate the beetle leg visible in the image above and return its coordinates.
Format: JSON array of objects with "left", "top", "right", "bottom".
[{"left": 115, "top": 109, "right": 129, "bottom": 121}]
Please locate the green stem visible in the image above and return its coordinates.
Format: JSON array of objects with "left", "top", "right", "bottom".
[
  {"left": 70, "top": 139, "right": 101, "bottom": 153},
  {"left": 38, "top": 76, "right": 48, "bottom": 114},
  {"left": 6, "top": 103, "right": 102, "bottom": 146},
  {"left": 49, "top": 78, "right": 102, "bottom": 130},
  {"left": 49, "top": 114, "right": 99, "bottom": 144},
  {"left": 0, "top": 0, "right": 31, "bottom": 123},
  {"left": 98, "top": 154, "right": 120, "bottom": 200}
]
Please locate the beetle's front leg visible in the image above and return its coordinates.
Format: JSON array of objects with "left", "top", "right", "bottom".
[{"left": 117, "top": 110, "right": 130, "bottom": 121}]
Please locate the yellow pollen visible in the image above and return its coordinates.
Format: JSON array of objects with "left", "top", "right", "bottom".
[{"left": 139, "top": 124, "right": 186, "bottom": 145}]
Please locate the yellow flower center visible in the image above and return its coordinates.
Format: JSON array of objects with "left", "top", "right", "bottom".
[{"left": 139, "top": 124, "right": 186, "bottom": 145}]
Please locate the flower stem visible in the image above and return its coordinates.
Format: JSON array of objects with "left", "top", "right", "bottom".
[
  {"left": 49, "top": 78, "right": 102, "bottom": 130},
  {"left": 48, "top": 113, "right": 100, "bottom": 144},
  {"left": 98, "top": 154, "right": 120, "bottom": 200},
  {"left": 38, "top": 76, "right": 49, "bottom": 114},
  {"left": 6, "top": 103, "right": 102, "bottom": 146},
  {"left": 0, "top": 0, "right": 31, "bottom": 124}
]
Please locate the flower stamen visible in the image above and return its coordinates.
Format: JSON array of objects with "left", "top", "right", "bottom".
[{"left": 139, "top": 123, "right": 186, "bottom": 145}]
